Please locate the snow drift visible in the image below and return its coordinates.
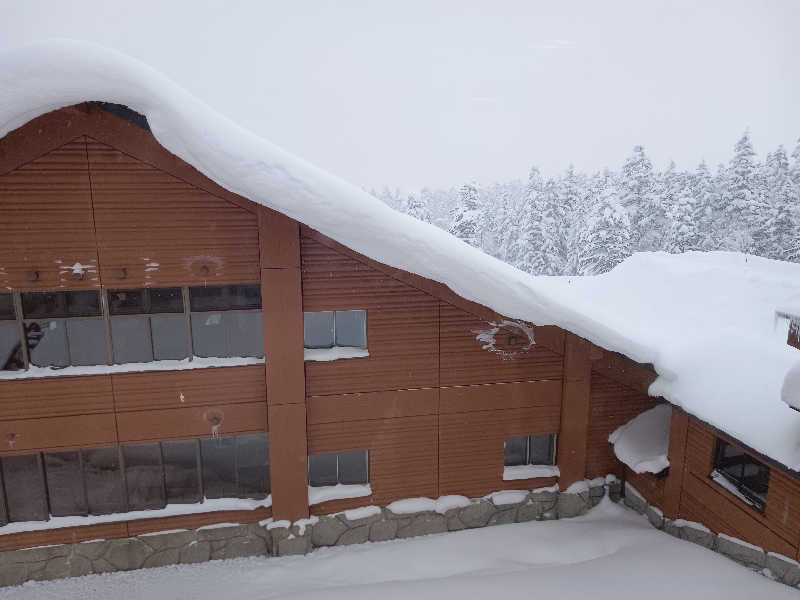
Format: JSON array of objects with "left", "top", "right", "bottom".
[
  {"left": 1, "top": 40, "right": 799, "bottom": 469},
  {"left": 609, "top": 404, "right": 671, "bottom": 474}
]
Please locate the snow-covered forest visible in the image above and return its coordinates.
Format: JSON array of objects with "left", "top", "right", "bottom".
[{"left": 374, "top": 132, "right": 800, "bottom": 275}]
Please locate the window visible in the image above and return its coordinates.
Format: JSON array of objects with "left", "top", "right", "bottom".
[
  {"left": 21, "top": 291, "right": 107, "bottom": 368},
  {"left": 504, "top": 434, "right": 557, "bottom": 467},
  {"left": 0, "top": 293, "right": 22, "bottom": 371},
  {"left": 308, "top": 450, "right": 369, "bottom": 487},
  {"left": 189, "top": 285, "right": 264, "bottom": 359},
  {"left": 108, "top": 287, "right": 187, "bottom": 363},
  {"left": 712, "top": 439, "right": 770, "bottom": 513},
  {"left": 303, "top": 310, "right": 367, "bottom": 349},
  {"left": 0, "top": 433, "right": 270, "bottom": 525}
]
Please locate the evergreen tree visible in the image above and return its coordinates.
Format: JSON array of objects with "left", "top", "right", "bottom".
[
  {"left": 574, "top": 183, "right": 632, "bottom": 275},
  {"left": 690, "top": 161, "right": 718, "bottom": 250},
  {"left": 724, "top": 130, "right": 762, "bottom": 250},
  {"left": 754, "top": 146, "right": 797, "bottom": 259},
  {"left": 405, "top": 190, "right": 433, "bottom": 223},
  {"left": 664, "top": 184, "right": 700, "bottom": 253},
  {"left": 619, "top": 146, "right": 658, "bottom": 250},
  {"left": 449, "top": 181, "right": 482, "bottom": 247},
  {"left": 789, "top": 137, "right": 800, "bottom": 188}
]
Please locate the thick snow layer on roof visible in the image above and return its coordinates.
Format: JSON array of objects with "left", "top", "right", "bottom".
[
  {"left": 1, "top": 41, "right": 800, "bottom": 469},
  {"left": 609, "top": 405, "right": 671, "bottom": 474}
]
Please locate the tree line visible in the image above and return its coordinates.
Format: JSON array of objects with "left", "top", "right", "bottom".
[{"left": 373, "top": 131, "right": 800, "bottom": 275}]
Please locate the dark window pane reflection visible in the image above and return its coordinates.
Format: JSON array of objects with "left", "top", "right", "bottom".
[
  {"left": 2, "top": 454, "right": 48, "bottom": 522},
  {"left": 163, "top": 440, "right": 201, "bottom": 504},
  {"left": 236, "top": 434, "right": 270, "bottom": 498},
  {"left": 82, "top": 447, "right": 125, "bottom": 515},
  {"left": 338, "top": 450, "right": 368, "bottom": 485},
  {"left": 44, "top": 451, "right": 88, "bottom": 517},
  {"left": 123, "top": 444, "right": 165, "bottom": 511},
  {"left": 308, "top": 453, "right": 338, "bottom": 487},
  {"left": 201, "top": 437, "right": 238, "bottom": 498}
]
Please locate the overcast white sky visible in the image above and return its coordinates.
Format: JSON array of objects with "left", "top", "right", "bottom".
[{"left": 1, "top": 0, "right": 798, "bottom": 190}]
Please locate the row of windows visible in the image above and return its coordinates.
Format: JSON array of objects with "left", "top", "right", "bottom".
[
  {"left": 308, "top": 450, "right": 369, "bottom": 487},
  {"left": 0, "top": 285, "right": 264, "bottom": 371},
  {"left": 0, "top": 434, "right": 270, "bottom": 525},
  {"left": 503, "top": 434, "right": 557, "bottom": 467}
]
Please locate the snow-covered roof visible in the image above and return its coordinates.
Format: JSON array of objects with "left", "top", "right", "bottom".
[{"left": 1, "top": 40, "right": 800, "bottom": 471}]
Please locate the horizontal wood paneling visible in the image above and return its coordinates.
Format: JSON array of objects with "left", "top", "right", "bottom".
[
  {"left": 116, "top": 402, "right": 267, "bottom": 443},
  {"left": 440, "top": 380, "right": 561, "bottom": 416},
  {"left": 439, "top": 405, "right": 560, "bottom": 498},
  {"left": 308, "top": 415, "right": 437, "bottom": 512},
  {"left": 308, "top": 388, "right": 438, "bottom": 424},
  {"left": 0, "top": 375, "right": 113, "bottom": 420},
  {"left": 87, "top": 139, "right": 260, "bottom": 287},
  {"left": 625, "top": 468, "right": 665, "bottom": 509},
  {"left": 112, "top": 365, "right": 266, "bottom": 412},
  {"left": 0, "top": 522, "right": 129, "bottom": 553},
  {"left": 302, "top": 235, "right": 439, "bottom": 396},
  {"left": 0, "top": 138, "right": 100, "bottom": 291},
  {"left": 586, "top": 371, "right": 662, "bottom": 479},
  {"left": 127, "top": 507, "right": 272, "bottom": 537},
  {"left": 0, "top": 413, "right": 117, "bottom": 454},
  {"left": 439, "top": 303, "right": 563, "bottom": 387}
]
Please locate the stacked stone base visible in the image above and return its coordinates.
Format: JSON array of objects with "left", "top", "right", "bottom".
[
  {"left": 622, "top": 482, "right": 800, "bottom": 589},
  {"left": 0, "top": 479, "right": 615, "bottom": 588}
]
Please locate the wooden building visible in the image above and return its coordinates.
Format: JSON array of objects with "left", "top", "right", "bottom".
[{"left": 0, "top": 102, "right": 799, "bottom": 573}]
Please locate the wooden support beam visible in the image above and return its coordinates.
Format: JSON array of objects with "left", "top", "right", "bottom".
[
  {"left": 662, "top": 408, "right": 690, "bottom": 518},
  {"left": 557, "top": 333, "right": 593, "bottom": 488}
]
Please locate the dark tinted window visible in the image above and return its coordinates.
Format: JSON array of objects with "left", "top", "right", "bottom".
[
  {"left": 2, "top": 454, "right": 48, "bottom": 522},
  {"left": 308, "top": 453, "right": 338, "bottom": 487},
  {"left": 530, "top": 434, "right": 556, "bottom": 466},
  {"left": 201, "top": 437, "right": 238, "bottom": 498},
  {"left": 0, "top": 293, "right": 14, "bottom": 320},
  {"left": 236, "top": 434, "right": 270, "bottom": 498},
  {"left": 44, "top": 451, "right": 88, "bottom": 517},
  {"left": 0, "top": 322, "right": 23, "bottom": 371},
  {"left": 0, "top": 470, "right": 7, "bottom": 526},
  {"left": 150, "top": 288, "right": 183, "bottom": 313},
  {"left": 108, "top": 289, "right": 147, "bottom": 315},
  {"left": 123, "top": 444, "right": 166, "bottom": 511},
  {"left": 335, "top": 310, "right": 367, "bottom": 348},
  {"left": 22, "top": 291, "right": 66, "bottom": 319},
  {"left": 189, "top": 286, "right": 229, "bottom": 312},
  {"left": 82, "top": 447, "right": 126, "bottom": 515},
  {"left": 228, "top": 285, "right": 261, "bottom": 310},
  {"left": 162, "top": 440, "right": 201, "bottom": 504},
  {"left": 303, "top": 312, "right": 334, "bottom": 349},
  {"left": 65, "top": 291, "right": 101, "bottom": 317},
  {"left": 713, "top": 439, "right": 770, "bottom": 511},
  {"left": 338, "top": 450, "right": 368, "bottom": 485},
  {"left": 504, "top": 436, "right": 528, "bottom": 467}
]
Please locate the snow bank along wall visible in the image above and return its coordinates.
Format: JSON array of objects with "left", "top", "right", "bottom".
[{"left": 0, "top": 104, "right": 799, "bottom": 586}]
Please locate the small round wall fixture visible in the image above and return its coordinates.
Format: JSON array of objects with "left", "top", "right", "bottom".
[{"left": 26, "top": 269, "right": 39, "bottom": 282}]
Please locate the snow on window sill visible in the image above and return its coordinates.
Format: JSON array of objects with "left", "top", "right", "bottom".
[
  {"left": 0, "top": 496, "right": 271, "bottom": 536},
  {"left": 710, "top": 469, "right": 762, "bottom": 511},
  {"left": 308, "top": 483, "right": 372, "bottom": 506},
  {"left": 0, "top": 356, "right": 265, "bottom": 381},
  {"left": 304, "top": 347, "right": 369, "bottom": 362},
  {"left": 503, "top": 464, "right": 560, "bottom": 481}
]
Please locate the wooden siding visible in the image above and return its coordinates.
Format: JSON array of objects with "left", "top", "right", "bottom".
[
  {"left": 440, "top": 303, "right": 563, "bottom": 387},
  {"left": 308, "top": 388, "right": 438, "bottom": 424},
  {"left": 87, "top": 139, "right": 260, "bottom": 287},
  {"left": 625, "top": 468, "right": 665, "bottom": 509},
  {"left": 585, "top": 371, "right": 662, "bottom": 479},
  {"left": 308, "top": 415, "right": 438, "bottom": 514},
  {"left": 679, "top": 420, "right": 800, "bottom": 557},
  {"left": 0, "top": 137, "right": 100, "bottom": 291},
  {"left": 0, "top": 375, "right": 113, "bottom": 420},
  {"left": 301, "top": 234, "right": 440, "bottom": 396}
]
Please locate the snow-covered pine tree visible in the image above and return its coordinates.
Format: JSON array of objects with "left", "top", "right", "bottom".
[
  {"left": 619, "top": 145, "right": 658, "bottom": 250},
  {"left": 664, "top": 183, "right": 701, "bottom": 253},
  {"left": 517, "top": 178, "right": 567, "bottom": 275},
  {"left": 449, "top": 181, "right": 482, "bottom": 247},
  {"left": 789, "top": 137, "right": 800, "bottom": 188},
  {"left": 753, "top": 146, "right": 798, "bottom": 260},
  {"left": 574, "top": 181, "right": 632, "bottom": 275},
  {"left": 690, "top": 161, "right": 719, "bottom": 250},
  {"left": 723, "top": 130, "right": 761, "bottom": 250},
  {"left": 404, "top": 191, "right": 433, "bottom": 223}
]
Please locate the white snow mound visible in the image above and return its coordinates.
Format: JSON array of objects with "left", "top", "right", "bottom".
[
  {"left": 609, "top": 405, "right": 671, "bottom": 474},
  {"left": 1, "top": 41, "right": 800, "bottom": 469}
]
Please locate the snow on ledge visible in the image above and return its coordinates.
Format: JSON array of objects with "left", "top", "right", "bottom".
[
  {"left": 308, "top": 484, "right": 372, "bottom": 506},
  {"left": 0, "top": 356, "right": 264, "bottom": 381},
  {"left": 781, "top": 362, "right": 800, "bottom": 411},
  {"left": 303, "top": 347, "right": 369, "bottom": 362},
  {"left": 609, "top": 404, "right": 671, "bottom": 474},
  {"left": 0, "top": 496, "right": 271, "bottom": 536},
  {"left": 503, "top": 464, "right": 560, "bottom": 481}
]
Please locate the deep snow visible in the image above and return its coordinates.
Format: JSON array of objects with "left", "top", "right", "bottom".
[
  {"left": 0, "top": 41, "right": 799, "bottom": 469},
  {"left": 0, "top": 500, "right": 793, "bottom": 600},
  {"left": 609, "top": 404, "right": 671, "bottom": 474}
]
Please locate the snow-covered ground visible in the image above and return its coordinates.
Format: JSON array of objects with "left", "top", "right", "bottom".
[{"left": 0, "top": 500, "right": 792, "bottom": 600}]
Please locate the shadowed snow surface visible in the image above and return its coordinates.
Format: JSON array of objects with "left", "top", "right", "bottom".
[
  {"left": 0, "top": 41, "right": 799, "bottom": 468},
  {"left": 0, "top": 501, "right": 793, "bottom": 600}
]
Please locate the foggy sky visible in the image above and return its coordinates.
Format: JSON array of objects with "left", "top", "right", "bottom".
[{"left": 1, "top": 0, "right": 797, "bottom": 190}]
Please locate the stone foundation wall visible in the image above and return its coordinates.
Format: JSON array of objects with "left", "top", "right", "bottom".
[
  {"left": 0, "top": 479, "right": 615, "bottom": 588},
  {"left": 622, "top": 482, "right": 800, "bottom": 590}
]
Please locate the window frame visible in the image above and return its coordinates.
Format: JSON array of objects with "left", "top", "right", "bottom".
[
  {"left": 189, "top": 284, "right": 264, "bottom": 359},
  {"left": 503, "top": 433, "right": 558, "bottom": 467},
  {"left": 307, "top": 449, "right": 370, "bottom": 487},
  {"left": 711, "top": 438, "right": 770, "bottom": 514},
  {"left": 303, "top": 309, "right": 368, "bottom": 350}
]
